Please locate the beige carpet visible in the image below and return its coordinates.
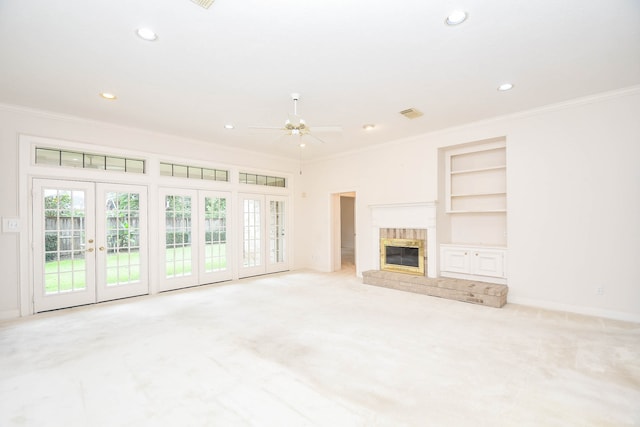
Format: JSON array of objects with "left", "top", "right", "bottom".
[{"left": 1, "top": 269, "right": 638, "bottom": 426}]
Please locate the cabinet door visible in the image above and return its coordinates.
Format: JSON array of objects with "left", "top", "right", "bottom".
[
  {"left": 441, "top": 247, "right": 470, "bottom": 274},
  {"left": 471, "top": 250, "right": 505, "bottom": 278}
]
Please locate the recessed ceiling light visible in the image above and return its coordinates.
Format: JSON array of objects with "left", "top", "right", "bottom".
[
  {"left": 136, "top": 28, "right": 158, "bottom": 41},
  {"left": 100, "top": 92, "right": 117, "bottom": 100},
  {"left": 363, "top": 124, "right": 376, "bottom": 131},
  {"left": 224, "top": 124, "right": 234, "bottom": 129},
  {"left": 497, "top": 83, "right": 514, "bottom": 91},
  {"left": 446, "top": 10, "right": 467, "bottom": 26},
  {"left": 299, "top": 142, "right": 306, "bottom": 148}
]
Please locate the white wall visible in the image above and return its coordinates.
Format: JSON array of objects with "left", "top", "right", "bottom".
[
  {"left": 2, "top": 87, "right": 639, "bottom": 322},
  {"left": 297, "top": 87, "right": 640, "bottom": 322},
  {"left": 0, "top": 106, "right": 299, "bottom": 319}
]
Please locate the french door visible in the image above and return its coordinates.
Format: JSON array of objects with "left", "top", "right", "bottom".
[
  {"left": 33, "top": 179, "right": 148, "bottom": 312},
  {"left": 238, "top": 194, "right": 288, "bottom": 278},
  {"left": 159, "top": 188, "right": 232, "bottom": 291}
]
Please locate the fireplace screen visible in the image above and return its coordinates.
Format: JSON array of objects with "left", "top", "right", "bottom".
[
  {"left": 380, "top": 238, "right": 425, "bottom": 275},
  {"left": 386, "top": 246, "right": 419, "bottom": 267}
]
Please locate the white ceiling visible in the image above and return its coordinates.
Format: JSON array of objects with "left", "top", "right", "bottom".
[{"left": 1, "top": 0, "right": 639, "bottom": 160}]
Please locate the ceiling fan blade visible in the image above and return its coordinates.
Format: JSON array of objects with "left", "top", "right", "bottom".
[
  {"left": 270, "top": 133, "right": 289, "bottom": 144},
  {"left": 311, "top": 126, "right": 342, "bottom": 133},
  {"left": 305, "top": 133, "right": 328, "bottom": 144},
  {"left": 248, "top": 125, "right": 284, "bottom": 130}
]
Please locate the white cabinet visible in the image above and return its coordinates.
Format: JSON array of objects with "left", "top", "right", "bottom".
[{"left": 440, "top": 244, "right": 506, "bottom": 284}]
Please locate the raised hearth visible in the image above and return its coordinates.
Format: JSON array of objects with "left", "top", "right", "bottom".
[{"left": 362, "top": 270, "right": 508, "bottom": 308}]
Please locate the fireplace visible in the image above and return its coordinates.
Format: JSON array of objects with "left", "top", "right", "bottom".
[
  {"left": 380, "top": 236, "right": 425, "bottom": 276},
  {"left": 370, "top": 202, "right": 437, "bottom": 278}
]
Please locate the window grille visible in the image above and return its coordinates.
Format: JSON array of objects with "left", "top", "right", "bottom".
[
  {"left": 35, "top": 148, "right": 145, "bottom": 174},
  {"left": 160, "top": 162, "right": 229, "bottom": 182},
  {"left": 239, "top": 172, "right": 286, "bottom": 188}
]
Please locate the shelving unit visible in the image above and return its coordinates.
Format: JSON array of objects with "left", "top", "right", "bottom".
[
  {"left": 439, "top": 139, "right": 508, "bottom": 281},
  {"left": 446, "top": 145, "right": 506, "bottom": 213}
]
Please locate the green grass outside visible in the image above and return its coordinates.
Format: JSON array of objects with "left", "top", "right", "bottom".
[{"left": 45, "top": 244, "right": 227, "bottom": 293}]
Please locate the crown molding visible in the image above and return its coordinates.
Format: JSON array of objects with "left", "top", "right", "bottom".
[{"left": 306, "top": 84, "right": 640, "bottom": 165}]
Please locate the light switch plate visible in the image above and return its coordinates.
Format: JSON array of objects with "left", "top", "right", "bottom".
[{"left": 2, "top": 217, "right": 21, "bottom": 233}]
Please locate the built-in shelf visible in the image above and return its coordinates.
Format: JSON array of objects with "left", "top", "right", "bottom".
[
  {"left": 445, "top": 143, "right": 507, "bottom": 214},
  {"left": 450, "top": 165, "right": 506, "bottom": 175},
  {"left": 448, "top": 209, "right": 507, "bottom": 214},
  {"left": 451, "top": 192, "right": 506, "bottom": 198},
  {"left": 441, "top": 138, "right": 508, "bottom": 254}
]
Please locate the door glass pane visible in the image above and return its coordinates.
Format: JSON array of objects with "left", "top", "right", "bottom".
[
  {"left": 105, "top": 191, "right": 141, "bottom": 286},
  {"left": 43, "top": 188, "right": 87, "bottom": 294},
  {"left": 204, "top": 197, "right": 227, "bottom": 272},
  {"left": 269, "top": 200, "right": 286, "bottom": 263},
  {"left": 243, "top": 199, "right": 261, "bottom": 267},
  {"left": 165, "top": 195, "right": 192, "bottom": 277}
]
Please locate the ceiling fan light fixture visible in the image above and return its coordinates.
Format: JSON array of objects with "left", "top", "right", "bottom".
[
  {"left": 363, "top": 124, "right": 376, "bottom": 131},
  {"left": 248, "top": 92, "right": 341, "bottom": 145}
]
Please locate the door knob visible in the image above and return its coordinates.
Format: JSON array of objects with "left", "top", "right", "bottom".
[
  {"left": 86, "top": 247, "right": 94, "bottom": 252},
  {"left": 99, "top": 246, "right": 105, "bottom": 251}
]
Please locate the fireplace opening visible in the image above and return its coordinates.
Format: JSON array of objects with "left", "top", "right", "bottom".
[
  {"left": 380, "top": 237, "right": 425, "bottom": 276},
  {"left": 385, "top": 246, "right": 419, "bottom": 267}
]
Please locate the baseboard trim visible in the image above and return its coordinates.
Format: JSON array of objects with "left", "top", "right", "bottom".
[
  {"left": 0, "top": 309, "right": 21, "bottom": 321},
  {"left": 507, "top": 296, "right": 640, "bottom": 323}
]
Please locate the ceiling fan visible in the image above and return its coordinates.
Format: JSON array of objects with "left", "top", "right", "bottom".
[{"left": 249, "top": 93, "right": 341, "bottom": 146}]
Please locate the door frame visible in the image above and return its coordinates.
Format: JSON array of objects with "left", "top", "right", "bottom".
[
  {"left": 198, "top": 190, "right": 234, "bottom": 285},
  {"left": 158, "top": 188, "right": 234, "bottom": 292},
  {"left": 265, "top": 194, "right": 289, "bottom": 274},
  {"left": 32, "top": 179, "right": 149, "bottom": 312},
  {"left": 330, "top": 191, "right": 357, "bottom": 272},
  {"left": 238, "top": 193, "right": 290, "bottom": 278},
  {"left": 32, "top": 179, "right": 97, "bottom": 312},
  {"left": 95, "top": 183, "right": 149, "bottom": 302}
]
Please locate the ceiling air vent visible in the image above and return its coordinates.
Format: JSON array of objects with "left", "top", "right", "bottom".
[
  {"left": 399, "top": 108, "right": 424, "bottom": 119},
  {"left": 190, "top": 0, "right": 215, "bottom": 9}
]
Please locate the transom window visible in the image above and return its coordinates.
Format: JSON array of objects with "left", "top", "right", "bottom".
[
  {"left": 239, "top": 172, "right": 286, "bottom": 188},
  {"left": 160, "top": 162, "right": 229, "bottom": 182},
  {"left": 36, "top": 147, "right": 145, "bottom": 174}
]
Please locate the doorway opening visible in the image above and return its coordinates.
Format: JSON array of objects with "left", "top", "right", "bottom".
[{"left": 331, "top": 191, "right": 356, "bottom": 272}]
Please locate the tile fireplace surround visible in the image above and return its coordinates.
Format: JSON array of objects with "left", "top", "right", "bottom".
[{"left": 370, "top": 202, "right": 437, "bottom": 277}]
